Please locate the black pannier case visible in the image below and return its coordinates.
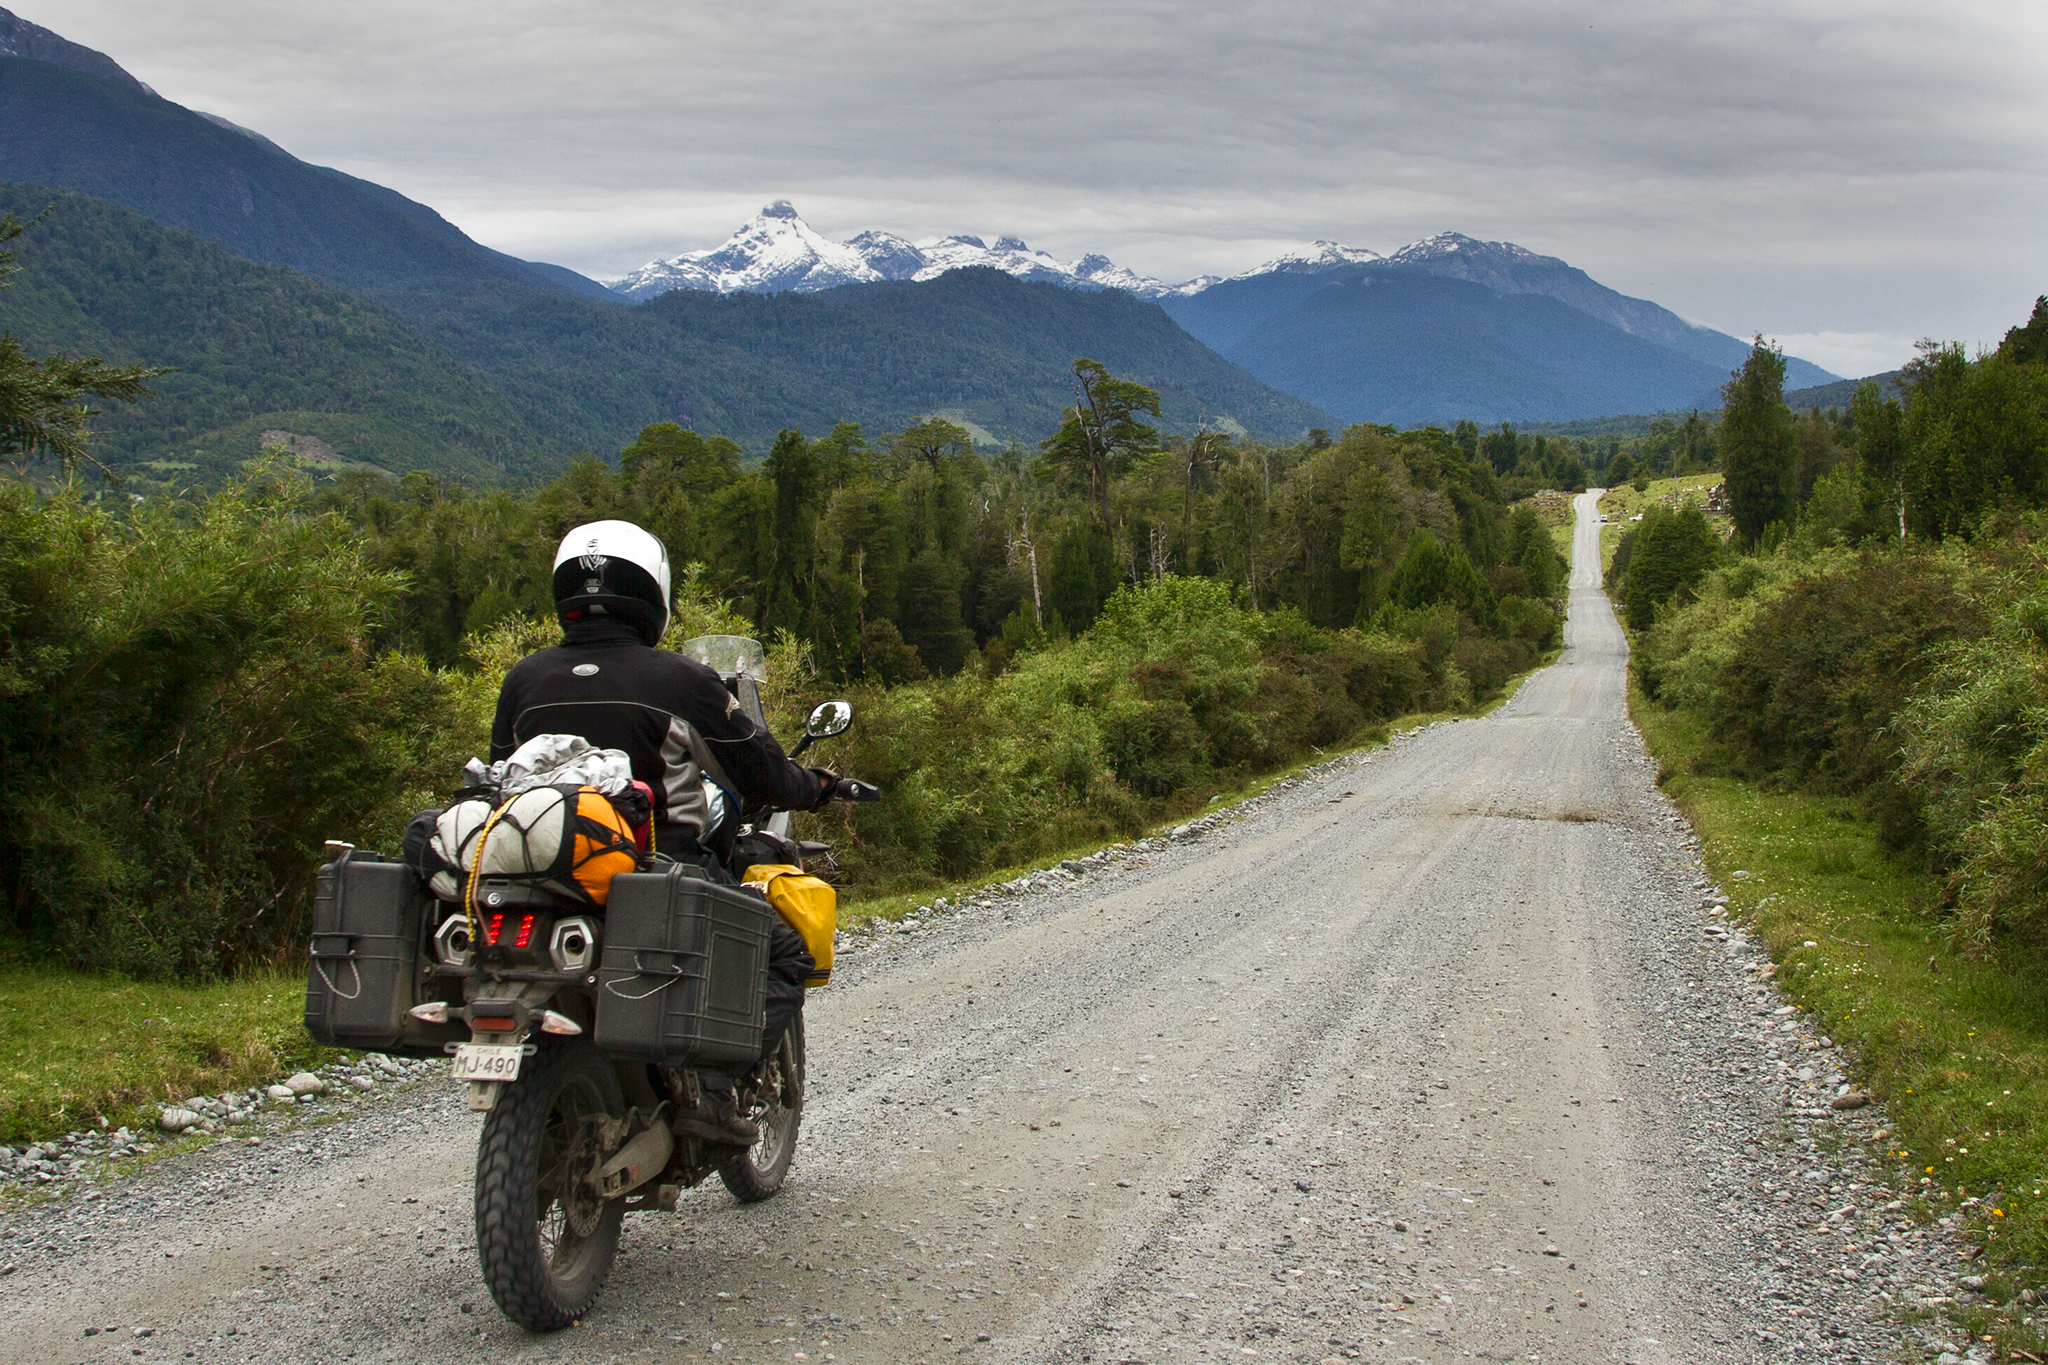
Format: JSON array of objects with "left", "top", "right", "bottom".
[
  {"left": 594, "top": 867, "right": 769, "bottom": 1067},
  {"left": 304, "top": 852, "right": 462, "bottom": 1056}
]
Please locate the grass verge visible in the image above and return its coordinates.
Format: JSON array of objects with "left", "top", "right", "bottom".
[
  {"left": 1634, "top": 685, "right": 2048, "bottom": 1344},
  {"left": 0, "top": 969, "right": 320, "bottom": 1145}
]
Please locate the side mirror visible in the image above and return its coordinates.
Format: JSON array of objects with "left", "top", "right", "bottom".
[{"left": 805, "top": 700, "right": 853, "bottom": 739}]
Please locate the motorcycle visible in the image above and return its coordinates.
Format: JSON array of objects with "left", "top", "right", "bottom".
[{"left": 304, "top": 635, "right": 877, "bottom": 1331}]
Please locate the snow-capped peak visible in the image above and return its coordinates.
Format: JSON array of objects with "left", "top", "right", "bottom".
[
  {"left": 1235, "top": 240, "right": 1385, "bottom": 278},
  {"left": 911, "top": 234, "right": 1088, "bottom": 288},
  {"left": 1381, "top": 231, "right": 1546, "bottom": 270},
  {"left": 609, "top": 202, "right": 891, "bottom": 301},
  {"left": 607, "top": 203, "right": 1207, "bottom": 302}
]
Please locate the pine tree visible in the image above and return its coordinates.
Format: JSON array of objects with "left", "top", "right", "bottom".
[
  {"left": 1720, "top": 339, "right": 1797, "bottom": 547},
  {"left": 1048, "top": 521, "right": 1109, "bottom": 632},
  {"left": 898, "top": 548, "right": 973, "bottom": 675},
  {"left": 762, "top": 429, "right": 821, "bottom": 637}
]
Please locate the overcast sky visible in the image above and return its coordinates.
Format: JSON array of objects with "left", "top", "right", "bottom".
[{"left": 47, "top": 0, "right": 2048, "bottom": 377}]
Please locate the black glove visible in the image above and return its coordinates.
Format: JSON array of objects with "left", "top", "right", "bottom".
[{"left": 806, "top": 767, "right": 839, "bottom": 808}]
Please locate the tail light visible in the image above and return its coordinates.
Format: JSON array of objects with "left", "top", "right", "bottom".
[{"left": 477, "top": 910, "right": 551, "bottom": 959}]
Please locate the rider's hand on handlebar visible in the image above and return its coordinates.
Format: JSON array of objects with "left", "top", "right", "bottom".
[{"left": 806, "top": 767, "right": 839, "bottom": 808}]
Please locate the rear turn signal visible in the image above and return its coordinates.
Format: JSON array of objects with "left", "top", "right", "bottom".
[
  {"left": 539, "top": 1010, "right": 583, "bottom": 1036},
  {"left": 408, "top": 1001, "right": 451, "bottom": 1024}
]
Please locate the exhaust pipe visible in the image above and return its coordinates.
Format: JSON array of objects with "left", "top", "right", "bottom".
[{"left": 593, "top": 1122, "right": 674, "bottom": 1198}]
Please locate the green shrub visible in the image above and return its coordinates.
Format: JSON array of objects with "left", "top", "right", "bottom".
[
  {"left": 1895, "top": 577, "right": 2048, "bottom": 945},
  {"left": 797, "top": 575, "right": 1439, "bottom": 897},
  {"left": 1385, "top": 530, "right": 1497, "bottom": 630},
  {"left": 1101, "top": 698, "right": 1205, "bottom": 796},
  {"left": 1633, "top": 552, "right": 1809, "bottom": 710},
  {"left": 1708, "top": 552, "right": 1983, "bottom": 798},
  {"left": 1621, "top": 504, "right": 1722, "bottom": 629},
  {"left": 0, "top": 463, "right": 478, "bottom": 976}
]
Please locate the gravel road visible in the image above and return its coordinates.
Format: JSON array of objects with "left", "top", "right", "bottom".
[{"left": 0, "top": 493, "right": 1984, "bottom": 1365}]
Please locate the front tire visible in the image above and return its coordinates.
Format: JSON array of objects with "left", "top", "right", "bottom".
[
  {"left": 474, "top": 1040, "right": 626, "bottom": 1331},
  {"left": 720, "top": 1015, "right": 805, "bottom": 1202}
]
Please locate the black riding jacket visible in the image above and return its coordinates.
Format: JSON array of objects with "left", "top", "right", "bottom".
[{"left": 490, "top": 620, "right": 820, "bottom": 832}]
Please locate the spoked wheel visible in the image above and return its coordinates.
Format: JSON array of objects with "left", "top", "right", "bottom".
[
  {"left": 720, "top": 1015, "right": 805, "bottom": 1202},
  {"left": 474, "top": 1040, "right": 626, "bottom": 1331}
]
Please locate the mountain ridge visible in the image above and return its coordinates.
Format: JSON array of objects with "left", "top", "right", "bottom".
[
  {"left": 3, "top": 176, "right": 1331, "bottom": 468},
  {"left": 0, "top": 181, "right": 557, "bottom": 485},
  {"left": 1161, "top": 230, "right": 1835, "bottom": 391},
  {"left": 0, "top": 52, "right": 615, "bottom": 317},
  {"left": 1222, "top": 273, "right": 1735, "bottom": 426},
  {"left": 2, "top": 9, "right": 1846, "bottom": 452},
  {"left": 0, "top": 6, "right": 145, "bottom": 93}
]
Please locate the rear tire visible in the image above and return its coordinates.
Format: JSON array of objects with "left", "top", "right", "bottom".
[
  {"left": 474, "top": 1040, "right": 625, "bottom": 1331},
  {"left": 720, "top": 1015, "right": 805, "bottom": 1202}
]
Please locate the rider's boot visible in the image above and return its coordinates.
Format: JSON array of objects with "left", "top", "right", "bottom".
[{"left": 676, "top": 1079, "right": 758, "bottom": 1147}]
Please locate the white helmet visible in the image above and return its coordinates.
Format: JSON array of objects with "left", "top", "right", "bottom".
[{"left": 552, "top": 521, "right": 672, "bottom": 645}]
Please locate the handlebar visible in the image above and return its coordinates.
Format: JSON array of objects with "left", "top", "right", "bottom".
[{"left": 829, "top": 778, "right": 882, "bottom": 803}]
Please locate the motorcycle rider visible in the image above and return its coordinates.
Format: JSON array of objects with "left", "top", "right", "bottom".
[{"left": 490, "top": 520, "right": 831, "bottom": 1147}]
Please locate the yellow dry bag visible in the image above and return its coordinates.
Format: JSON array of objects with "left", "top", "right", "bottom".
[{"left": 742, "top": 863, "right": 837, "bottom": 986}]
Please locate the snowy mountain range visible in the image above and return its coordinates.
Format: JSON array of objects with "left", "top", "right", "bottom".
[
  {"left": 606, "top": 201, "right": 1213, "bottom": 301},
  {"left": 607, "top": 202, "right": 1412, "bottom": 302},
  {"left": 609, "top": 203, "right": 1640, "bottom": 309}
]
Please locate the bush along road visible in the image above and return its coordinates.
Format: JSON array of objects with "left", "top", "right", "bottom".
[{"left": 0, "top": 493, "right": 1991, "bottom": 1365}]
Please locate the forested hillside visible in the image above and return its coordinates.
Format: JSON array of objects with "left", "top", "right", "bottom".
[
  {"left": 0, "top": 177, "right": 1329, "bottom": 463},
  {"left": 0, "top": 53, "right": 1329, "bottom": 458},
  {"left": 435, "top": 266, "right": 1331, "bottom": 454},
  {"left": 0, "top": 184, "right": 556, "bottom": 485}
]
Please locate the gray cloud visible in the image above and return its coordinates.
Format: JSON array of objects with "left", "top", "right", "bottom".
[{"left": 46, "top": 0, "right": 2048, "bottom": 372}]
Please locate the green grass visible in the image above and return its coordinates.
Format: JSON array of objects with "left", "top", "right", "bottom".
[
  {"left": 1635, "top": 688, "right": 2048, "bottom": 1344},
  {"left": 0, "top": 969, "right": 322, "bottom": 1144}
]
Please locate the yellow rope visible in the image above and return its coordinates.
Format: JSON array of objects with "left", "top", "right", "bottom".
[{"left": 464, "top": 801, "right": 515, "bottom": 952}]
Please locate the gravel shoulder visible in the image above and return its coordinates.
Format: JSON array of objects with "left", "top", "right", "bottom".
[{"left": 0, "top": 492, "right": 1982, "bottom": 1365}]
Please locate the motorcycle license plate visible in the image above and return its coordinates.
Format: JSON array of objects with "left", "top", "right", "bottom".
[{"left": 450, "top": 1043, "right": 524, "bottom": 1083}]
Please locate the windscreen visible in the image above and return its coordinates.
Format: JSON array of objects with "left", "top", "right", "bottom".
[{"left": 680, "top": 635, "right": 766, "bottom": 681}]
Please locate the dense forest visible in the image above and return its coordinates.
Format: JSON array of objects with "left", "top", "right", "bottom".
[
  {"left": 0, "top": 368, "right": 1573, "bottom": 975},
  {"left": 326, "top": 395, "right": 1572, "bottom": 687}
]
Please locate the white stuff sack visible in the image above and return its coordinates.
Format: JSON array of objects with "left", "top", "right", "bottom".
[
  {"left": 427, "top": 798, "right": 494, "bottom": 901},
  {"left": 475, "top": 787, "right": 577, "bottom": 888}
]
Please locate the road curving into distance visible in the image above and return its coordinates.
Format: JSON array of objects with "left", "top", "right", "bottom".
[{"left": 1, "top": 493, "right": 1965, "bottom": 1364}]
